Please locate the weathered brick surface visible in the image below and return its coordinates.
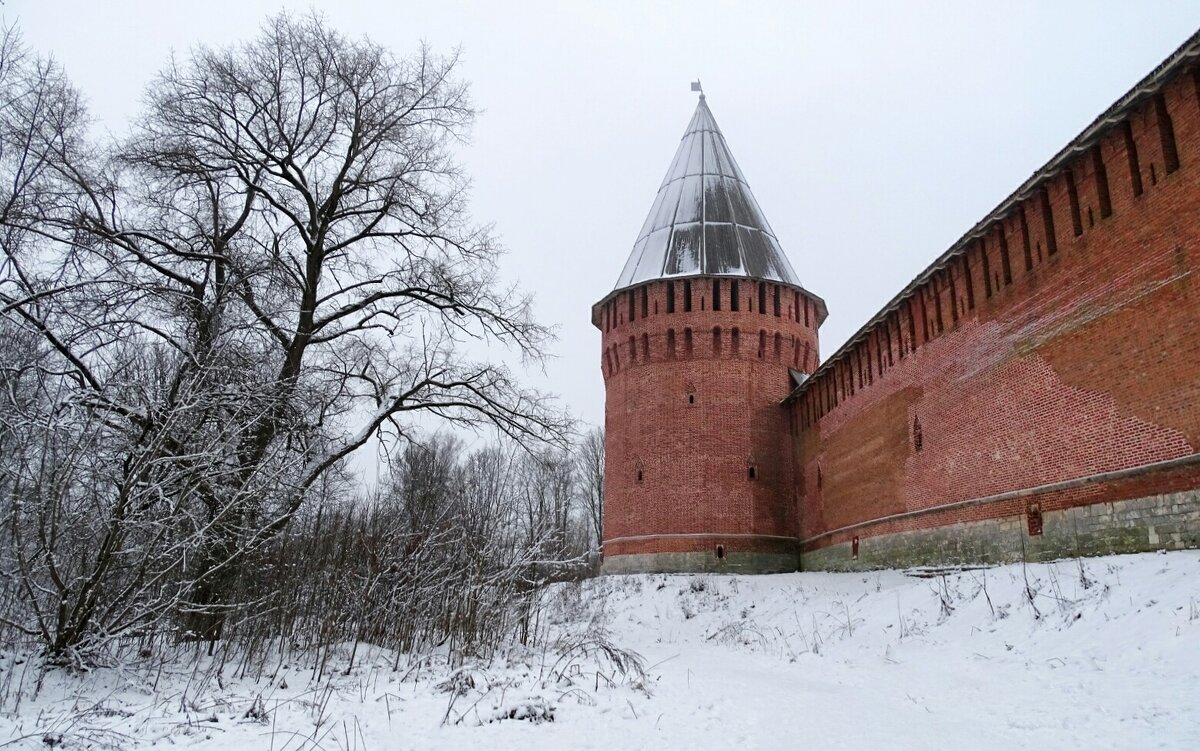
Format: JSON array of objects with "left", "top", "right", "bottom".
[
  {"left": 791, "top": 64, "right": 1200, "bottom": 567},
  {"left": 593, "top": 279, "right": 822, "bottom": 568}
]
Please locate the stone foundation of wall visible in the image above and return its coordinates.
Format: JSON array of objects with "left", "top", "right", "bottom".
[
  {"left": 801, "top": 488, "right": 1200, "bottom": 572},
  {"left": 601, "top": 550, "right": 800, "bottom": 575}
]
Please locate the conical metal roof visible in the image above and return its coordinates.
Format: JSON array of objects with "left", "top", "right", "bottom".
[{"left": 614, "top": 95, "right": 802, "bottom": 290}]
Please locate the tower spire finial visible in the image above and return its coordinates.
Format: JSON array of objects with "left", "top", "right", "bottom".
[{"left": 691, "top": 79, "right": 704, "bottom": 100}]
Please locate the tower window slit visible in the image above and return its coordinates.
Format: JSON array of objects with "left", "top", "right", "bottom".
[
  {"left": 1066, "top": 169, "right": 1084, "bottom": 237},
  {"left": 684, "top": 280, "right": 693, "bottom": 312},
  {"left": 641, "top": 286, "right": 649, "bottom": 318},
  {"left": 641, "top": 333, "right": 649, "bottom": 360},
  {"left": 1122, "top": 120, "right": 1144, "bottom": 197},
  {"left": 774, "top": 332, "right": 782, "bottom": 359},
  {"left": 1154, "top": 93, "right": 1180, "bottom": 174},
  {"left": 980, "top": 240, "right": 993, "bottom": 298},
  {"left": 730, "top": 281, "right": 740, "bottom": 311},
  {"left": 731, "top": 327, "right": 740, "bottom": 354},
  {"left": 666, "top": 281, "right": 676, "bottom": 313},
  {"left": 758, "top": 282, "right": 767, "bottom": 315},
  {"left": 773, "top": 285, "right": 781, "bottom": 317},
  {"left": 1040, "top": 188, "right": 1059, "bottom": 255},
  {"left": 667, "top": 328, "right": 676, "bottom": 358},
  {"left": 758, "top": 330, "right": 766, "bottom": 358},
  {"left": 947, "top": 269, "right": 959, "bottom": 324},
  {"left": 712, "top": 279, "right": 721, "bottom": 311},
  {"left": 996, "top": 225, "right": 1013, "bottom": 285},
  {"left": 628, "top": 291, "right": 635, "bottom": 321},
  {"left": 1093, "top": 146, "right": 1112, "bottom": 218},
  {"left": 628, "top": 336, "right": 636, "bottom": 363},
  {"left": 684, "top": 327, "right": 693, "bottom": 355},
  {"left": 1019, "top": 205, "right": 1034, "bottom": 272}
]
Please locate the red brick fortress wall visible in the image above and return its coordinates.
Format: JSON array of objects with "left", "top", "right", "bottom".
[
  {"left": 593, "top": 276, "right": 823, "bottom": 572},
  {"left": 791, "top": 57, "right": 1200, "bottom": 569}
]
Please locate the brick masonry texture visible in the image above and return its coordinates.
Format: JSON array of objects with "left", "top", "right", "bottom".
[{"left": 597, "top": 44, "right": 1200, "bottom": 574}]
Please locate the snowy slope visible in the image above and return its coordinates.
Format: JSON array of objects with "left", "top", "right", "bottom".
[{"left": 2, "top": 551, "right": 1198, "bottom": 750}]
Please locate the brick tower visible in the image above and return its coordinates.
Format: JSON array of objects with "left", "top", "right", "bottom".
[{"left": 592, "top": 92, "right": 827, "bottom": 574}]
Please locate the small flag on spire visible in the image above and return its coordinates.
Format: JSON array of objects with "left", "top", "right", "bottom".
[{"left": 690, "top": 80, "right": 703, "bottom": 93}]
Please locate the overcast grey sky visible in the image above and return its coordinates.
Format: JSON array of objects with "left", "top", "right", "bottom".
[{"left": 7, "top": 1, "right": 1200, "bottom": 430}]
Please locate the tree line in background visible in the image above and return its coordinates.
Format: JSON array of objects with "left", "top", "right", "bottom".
[{"left": 0, "top": 13, "right": 604, "bottom": 667}]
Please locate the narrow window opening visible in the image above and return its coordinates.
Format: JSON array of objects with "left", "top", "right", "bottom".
[
  {"left": 773, "top": 285, "right": 781, "bottom": 317},
  {"left": 636, "top": 468, "right": 643, "bottom": 483},
  {"left": 1066, "top": 169, "right": 1083, "bottom": 237},
  {"left": 817, "top": 464, "right": 823, "bottom": 490},
  {"left": 1092, "top": 146, "right": 1112, "bottom": 218},
  {"left": 666, "top": 281, "right": 676, "bottom": 313},
  {"left": 712, "top": 279, "right": 721, "bottom": 311},
  {"left": 716, "top": 545, "right": 726, "bottom": 560},
  {"left": 758, "top": 330, "right": 766, "bottom": 359},
  {"left": 700, "top": 296, "right": 705, "bottom": 311},
  {"left": 803, "top": 296, "right": 810, "bottom": 327},
  {"left": 758, "top": 282, "right": 767, "bottom": 315},
  {"left": 1040, "top": 188, "right": 1058, "bottom": 255},
  {"left": 980, "top": 240, "right": 993, "bottom": 298},
  {"left": 851, "top": 536, "right": 860, "bottom": 560},
  {"left": 688, "top": 392, "right": 695, "bottom": 404},
  {"left": 683, "top": 280, "right": 693, "bottom": 312},
  {"left": 960, "top": 255, "right": 975, "bottom": 310},
  {"left": 667, "top": 328, "right": 676, "bottom": 358},
  {"left": 1019, "top": 205, "right": 1034, "bottom": 272},
  {"left": 996, "top": 225, "right": 1013, "bottom": 285},
  {"left": 730, "top": 281, "right": 740, "bottom": 311},
  {"left": 947, "top": 269, "right": 959, "bottom": 325},
  {"left": 684, "top": 328, "right": 693, "bottom": 356},
  {"left": 1122, "top": 120, "right": 1144, "bottom": 197},
  {"left": 1087, "top": 206, "right": 1095, "bottom": 228},
  {"left": 1150, "top": 162, "right": 1158, "bottom": 186},
  {"left": 641, "top": 333, "right": 649, "bottom": 360},
  {"left": 731, "top": 327, "right": 741, "bottom": 354},
  {"left": 905, "top": 302, "right": 917, "bottom": 353},
  {"left": 774, "top": 332, "right": 782, "bottom": 359},
  {"left": 794, "top": 291, "right": 800, "bottom": 322},
  {"left": 1154, "top": 93, "right": 1180, "bottom": 174},
  {"left": 747, "top": 465, "right": 757, "bottom": 480},
  {"left": 912, "top": 416, "right": 923, "bottom": 452},
  {"left": 628, "top": 291, "right": 635, "bottom": 321},
  {"left": 628, "top": 335, "right": 637, "bottom": 363},
  {"left": 640, "top": 286, "right": 649, "bottom": 318},
  {"left": 712, "top": 326, "right": 722, "bottom": 356},
  {"left": 1026, "top": 501, "right": 1043, "bottom": 537},
  {"left": 930, "top": 285, "right": 944, "bottom": 335}
]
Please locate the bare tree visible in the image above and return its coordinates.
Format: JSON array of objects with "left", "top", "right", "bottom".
[
  {"left": 576, "top": 426, "right": 604, "bottom": 552},
  {"left": 0, "top": 14, "right": 570, "bottom": 658}
]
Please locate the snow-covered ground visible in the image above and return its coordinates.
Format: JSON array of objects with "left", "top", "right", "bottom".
[{"left": 2, "top": 551, "right": 1198, "bottom": 749}]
